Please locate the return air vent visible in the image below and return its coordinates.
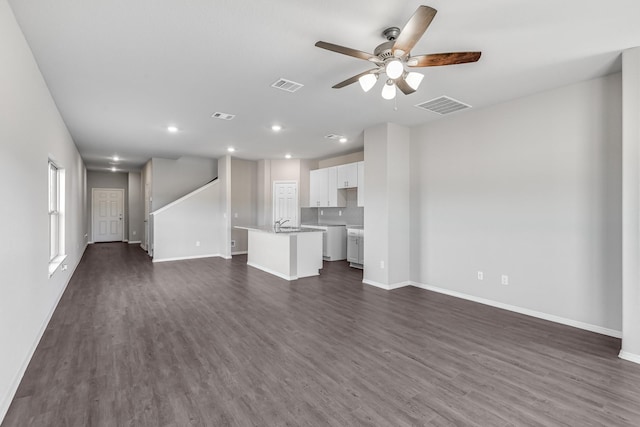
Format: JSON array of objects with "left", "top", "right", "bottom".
[
  {"left": 271, "top": 78, "right": 304, "bottom": 93},
  {"left": 211, "top": 112, "right": 235, "bottom": 120},
  {"left": 415, "top": 96, "right": 471, "bottom": 115}
]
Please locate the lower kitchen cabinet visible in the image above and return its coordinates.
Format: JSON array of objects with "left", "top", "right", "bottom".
[
  {"left": 303, "top": 225, "right": 347, "bottom": 261},
  {"left": 347, "top": 227, "right": 364, "bottom": 268}
]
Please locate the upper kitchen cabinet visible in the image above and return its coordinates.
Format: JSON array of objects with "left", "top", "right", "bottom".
[
  {"left": 336, "top": 163, "right": 358, "bottom": 189},
  {"left": 357, "top": 161, "right": 364, "bottom": 207},
  {"left": 309, "top": 166, "right": 345, "bottom": 207},
  {"left": 309, "top": 168, "right": 328, "bottom": 207}
]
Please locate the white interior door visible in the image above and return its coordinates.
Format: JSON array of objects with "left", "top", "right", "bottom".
[
  {"left": 92, "top": 188, "right": 124, "bottom": 242},
  {"left": 273, "top": 182, "right": 298, "bottom": 226}
]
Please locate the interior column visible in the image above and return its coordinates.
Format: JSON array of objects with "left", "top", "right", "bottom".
[{"left": 621, "top": 47, "right": 640, "bottom": 364}]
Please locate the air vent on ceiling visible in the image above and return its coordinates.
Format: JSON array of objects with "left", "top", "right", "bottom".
[
  {"left": 415, "top": 96, "right": 471, "bottom": 115},
  {"left": 271, "top": 78, "right": 304, "bottom": 93},
  {"left": 324, "top": 134, "right": 344, "bottom": 140},
  {"left": 211, "top": 112, "right": 235, "bottom": 120}
]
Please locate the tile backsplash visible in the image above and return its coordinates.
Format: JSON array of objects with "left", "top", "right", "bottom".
[{"left": 301, "top": 188, "right": 363, "bottom": 226}]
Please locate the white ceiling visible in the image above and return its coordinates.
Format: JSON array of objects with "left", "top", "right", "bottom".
[{"left": 8, "top": 0, "right": 640, "bottom": 171}]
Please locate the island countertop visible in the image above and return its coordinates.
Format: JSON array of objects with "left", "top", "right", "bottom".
[{"left": 234, "top": 225, "right": 324, "bottom": 234}]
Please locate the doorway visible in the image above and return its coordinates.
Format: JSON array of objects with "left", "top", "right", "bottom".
[
  {"left": 92, "top": 188, "right": 124, "bottom": 242},
  {"left": 273, "top": 181, "right": 298, "bottom": 226}
]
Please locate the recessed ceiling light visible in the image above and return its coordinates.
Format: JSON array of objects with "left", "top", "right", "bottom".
[
  {"left": 271, "top": 124, "right": 282, "bottom": 132},
  {"left": 112, "top": 155, "right": 119, "bottom": 162},
  {"left": 111, "top": 167, "right": 116, "bottom": 172},
  {"left": 167, "top": 126, "right": 178, "bottom": 133},
  {"left": 285, "top": 154, "right": 292, "bottom": 159},
  {"left": 227, "top": 147, "right": 235, "bottom": 152},
  {"left": 339, "top": 137, "right": 347, "bottom": 143}
]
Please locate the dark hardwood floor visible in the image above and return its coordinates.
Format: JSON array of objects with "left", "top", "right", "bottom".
[{"left": 3, "top": 243, "right": 640, "bottom": 426}]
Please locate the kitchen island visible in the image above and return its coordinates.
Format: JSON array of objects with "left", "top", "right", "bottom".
[{"left": 234, "top": 226, "right": 324, "bottom": 281}]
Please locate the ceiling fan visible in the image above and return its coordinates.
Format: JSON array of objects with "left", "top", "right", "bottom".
[{"left": 315, "top": 5, "right": 481, "bottom": 100}]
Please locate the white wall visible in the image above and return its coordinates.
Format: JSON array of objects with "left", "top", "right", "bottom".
[
  {"left": 151, "top": 156, "right": 217, "bottom": 210},
  {"left": 363, "top": 124, "right": 410, "bottom": 288},
  {"left": 410, "top": 73, "right": 623, "bottom": 334},
  {"left": 0, "top": 0, "right": 87, "bottom": 420},
  {"left": 128, "top": 172, "right": 143, "bottom": 244},
  {"left": 621, "top": 48, "right": 640, "bottom": 362},
  {"left": 363, "top": 124, "right": 390, "bottom": 286},
  {"left": 230, "top": 158, "right": 257, "bottom": 253},
  {"left": 317, "top": 151, "right": 363, "bottom": 168},
  {"left": 152, "top": 181, "right": 224, "bottom": 262}
]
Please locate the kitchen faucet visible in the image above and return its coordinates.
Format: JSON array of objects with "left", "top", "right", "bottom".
[{"left": 274, "top": 218, "right": 289, "bottom": 231}]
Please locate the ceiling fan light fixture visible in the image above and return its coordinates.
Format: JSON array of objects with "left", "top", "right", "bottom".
[
  {"left": 405, "top": 72, "right": 424, "bottom": 90},
  {"left": 358, "top": 73, "right": 378, "bottom": 92},
  {"left": 381, "top": 81, "right": 396, "bottom": 100},
  {"left": 385, "top": 59, "right": 404, "bottom": 79}
]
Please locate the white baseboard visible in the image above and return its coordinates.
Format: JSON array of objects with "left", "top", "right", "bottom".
[
  {"left": 1, "top": 242, "right": 88, "bottom": 423},
  {"left": 231, "top": 251, "right": 248, "bottom": 255},
  {"left": 128, "top": 240, "right": 141, "bottom": 244},
  {"left": 152, "top": 253, "right": 223, "bottom": 263},
  {"left": 410, "top": 282, "right": 622, "bottom": 338},
  {"left": 362, "top": 279, "right": 411, "bottom": 291},
  {"left": 246, "top": 262, "right": 297, "bottom": 281},
  {"left": 619, "top": 351, "right": 640, "bottom": 364}
]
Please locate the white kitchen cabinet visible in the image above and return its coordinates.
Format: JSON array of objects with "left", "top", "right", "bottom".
[
  {"left": 357, "top": 161, "right": 364, "bottom": 207},
  {"left": 303, "top": 225, "right": 347, "bottom": 260},
  {"left": 309, "top": 167, "right": 345, "bottom": 207},
  {"left": 309, "top": 168, "right": 328, "bottom": 207},
  {"left": 336, "top": 163, "right": 358, "bottom": 189},
  {"left": 347, "top": 227, "right": 364, "bottom": 268}
]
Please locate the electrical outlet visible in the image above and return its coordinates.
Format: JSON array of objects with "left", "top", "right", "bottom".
[
  {"left": 477, "top": 271, "right": 484, "bottom": 280},
  {"left": 320, "top": 210, "right": 324, "bottom": 215},
  {"left": 339, "top": 210, "right": 342, "bottom": 216},
  {"left": 196, "top": 241, "right": 201, "bottom": 247},
  {"left": 234, "top": 213, "right": 238, "bottom": 218},
  {"left": 380, "top": 260, "right": 385, "bottom": 269},
  {"left": 132, "top": 230, "right": 136, "bottom": 235},
  {"left": 231, "top": 240, "right": 236, "bottom": 247},
  {"left": 501, "top": 275, "right": 509, "bottom": 285}
]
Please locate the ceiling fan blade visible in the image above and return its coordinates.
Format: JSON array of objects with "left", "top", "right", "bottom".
[
  {"left": 392, "top": 6, "right": 437, "bottom": 57},
  {"left": 408, "top": 52, "right": 482, "bottom": 67},
  {"left": 315, "top": 41, "right": 379, "bottom": 62},
  {"left": 395, "top": 77, "right": 416, "bottom": 95},
  {"left": 332, "top": 69, "right": 379, "bottom": 89}
]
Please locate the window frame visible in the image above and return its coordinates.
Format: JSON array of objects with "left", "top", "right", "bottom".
[{"left": 48, "top": 160, "right": 66, "bottom": 276}]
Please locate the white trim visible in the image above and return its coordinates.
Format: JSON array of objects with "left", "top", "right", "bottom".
[
  {"left": 619, "top": 351, "right": 640, "bottom": 364},
  {"left": 410, "top": 282, "right": 622, "bottom": 338},
  {"left": 152, "top": 253, "right": 223, "bottom": 263},
  {"left": 231, "top": 250, "right": 248, "bottom": 255},
  {"left": 150, "top": 179, "right": 218, "bottom": 216},
  {"left": 128, "top": 240, "right": 142, "bottom": 244},
  {"left": 48, "top": 254, "right": 68, "bottom": 278},
  {"left": 247, "top": 262, "right": 298, "bottom": 281},
  {"left": 362, "top": 279, "right": 411, "bottom": 291},
  {"left": 1, "top": 242, "right": 88, "bottom": 423}
]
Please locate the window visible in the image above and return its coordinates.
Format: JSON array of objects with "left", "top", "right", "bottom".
[{"left": 48, "top": 160, "right": 65, "bottom": 275}]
